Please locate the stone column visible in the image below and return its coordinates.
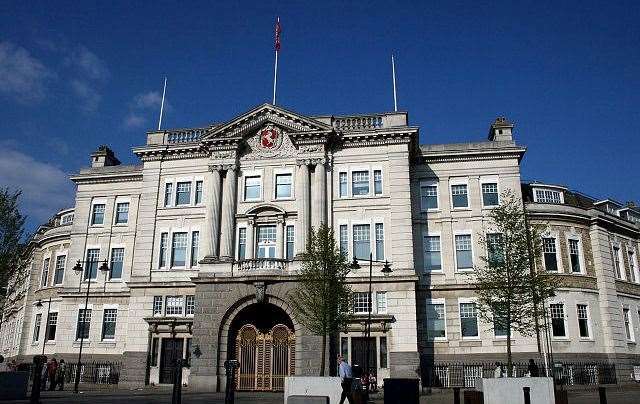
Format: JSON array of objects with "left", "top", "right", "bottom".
[
  {"left": 219, "top": 167, "right": 238, "bottom": 260},
  {"left": 296, "top": 162, "right": 310, "bottom": 255},
  {"left": 312, "top": 161, "right": 327, "bottom": 228},
  {"left": 203, "top": 167, "right": 222, "bottom": 258},
  {"left": 246, "top": 218, "right": 255, "bottom": 260},
  {"left": 276, "top": 217, "right": 285, "bottom": 259}
]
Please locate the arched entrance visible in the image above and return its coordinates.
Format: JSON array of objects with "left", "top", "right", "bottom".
[{"left": 228, "top": 303, "right": 295, "bottom": 391}]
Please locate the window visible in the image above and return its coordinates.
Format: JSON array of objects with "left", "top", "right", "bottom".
[
  {"left": 339, "top": 172, "right": 348, "bottom": 197},
  {"left": 353, "top": 292, "right": 371, "bottom": 314},
  {"left": 353, "top": 224, "right": 371, "bottom": 260},
  {"left": 379, "top": 336, "right": 388, "bottom": 368},
  {"left": 109, "top": 248, "right": 124, "bottom": 279},
  {"left": 373, "top": 170, "right": 383, "bottom": 195},
  {"left": 244, "top": 176, "right": 261, "bottom": 201},
  {"left": 550, "top": 304, "right": 566, "bottom": 337},
  {"left": 191, "top": 231, "right": 200, "bottom": 267},
  {"left": 165, "top": 296, "right": 184, "bottom": 316},
  {"left": 257, "top": 226, "right": 277, "bottom": 258},
  {"left": 629, "top": 250, "right": 639, "bottom": 283},
  {"left": 481, "top": 183, "right": 499, "bottom": 207},
  {"left": 41, "top": 258, "right": 50, "bottom": 287},
  {"left": 534, "top": 189, "right": 562, "bottom": 204},
  {"left": 375, "top": 223, "right": 384, "bottom": 260},
  {"left": 238, "top": 228, "right": 247, "bottom": 260},
  {"left": 493, "top": 309, "right": 508, "bottom": 337},
  {"left": 54, "top": 255, "right": 66, "bottom": 285},
  {"left": 61, "top": 214, "right": 74, "bottom": 225},
  {"left": 543, "top": 237, "right": 558, "bottom": 271},
  {"left": 195, "top": 180, "right": 203, "bottom": 204},
  {"left": 569, "top": 239, "right": 582, "bottom": 273},
  {"left": 76, "top": 309, "right": 92, "bottom": 340},
  {"left": 424, "top": 235, "right": 442, "bottom": 272},
  {"left": 623, "top": 308, "right": 633, "bottom": 341},
  {"left": 460, "top": 302, "right": 478, "bottom": 338},
  {"left": 159, "top": 233, "right": 168, "bottom": 267},
  {"left": 352, "top": 171, "right": 369, "bottom": 196},
  {"left": 341, "top": 337, "right": 349, "bottom": 362},
  {"left": 151, "top": 338, "right": 159, "bottom": 366},
  {"left": 486, "top": 233, "right": 504, "bottom": 266},
  {"left": 186, "top": 295, "right": 195, "bottom": 315},
  {"left": 91, "top": 203, "right": 105, "bottom": 225},
  {"left": 164, "top": 183, "right": 173, "bottom": 207},
  {"left": 455, "top": 235, "right": 473, "bottom": 270},
  {"left": 33, "top": 313, "right": 42, "bottom": 342},
  {"left": 420, "top": 184, "right": 438, "bottom": 211},
  {"left": 101, "top": 309, "right": 117, "bottom": 340},
  {"left": 451, "top": 184, "right": 469, "bottom": 208},
  {"left": 339, "top": 225, "right": 348, "bottom": 257},
  {"left": 376, "top": 291, "right": 387, "bottom": 314},
  {"left": 286, "top": 225, "right": 295, "bottom": 260},
  {"left": 175, "top": 182, "right": 192, "bottom": 205},
  {"left": 115, "top": 202, "right": 129, "bottom": 224},
  {"left": 85, "top": 249, "right": 100, "bottom": 280},
  {"left": 612, "top": 246, "right": 624, "bottom": 279},
  {"left": 171, "top": 232, "right": 188, "bottom": 267},
  {"left": 577, "top": 304, "right": 590, "bottom": 338},
  {"left": 275, "top": 173, "right": 292, "bottom": 199},
  {"left": 153, "top": 296, "right": 163, "bottom": 316},
  {"left": 426, "top": 302, "right": 446, "bottom": 339}
]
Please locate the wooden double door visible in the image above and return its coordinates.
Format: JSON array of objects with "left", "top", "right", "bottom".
[
  {"left": 159, "top": 338, "right": 184, "bottom": 384},
  {"left": 351, "top": 337, "right": 377, "bottom": 378}
]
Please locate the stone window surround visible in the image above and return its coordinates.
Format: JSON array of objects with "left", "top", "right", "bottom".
[
  {"left": 628, "top": 247, "right": 640, "bottom": 284},
  {"left": 242, "top": 168, "right": 264, "bottom": 202},
  {"left": 155, "top": 225, "right": 201, "bottom": 271},
  {"left": 89, "top": 198, "right": 107, "bottom": 226},
  {"left": 425, "top": 298, "right": 447, "bottom": 341},
  {"left": 40, "top": 255, "right": 51, "bottom": 288},
  {"left": 75, "top": 303, "right": 94, "bottom": 342},
  {"left": 107, "top": 244, "right": 126, "bottom": 281},
  {"left": 458, "top": 297, "right": 479, "bottom": 340},
  {"left": 566, "top": 232, "right": 586, "bottom": 275},
  {"left": 422, "top": 230, "right": 442, "bottom": 273},
  {"left": 450, "top": 177, "right": 470, "bottom": 210},
  {"left": 575, "top": 301, "right": 594, "bottom": 341},
  {"left": 335, "top": 164, "right": 384, "bottom": 199},
  {"left": 419, "top": 180, "right": 439, "bottom": 212},
  {"left": 479, "top": 175, "right": 500, "bottom": 208},
  {"left": 113, "top": 196, "right": 131, "bottom": 226},
  {"left": 100, "top": 304, "right": 119, "bottom": 341},
  {"left": 548, "top": 300, "right": 570, "bottom": 341},
  {"left": 53, "top": 250, "right": 68, "bottom": 286},
  {"left": 453, "top": 230, "right": 474, "bottom": 273},
  {"left": 611, "top": 241, "right": 626, "bottom": 281},
  {"left": 162, "top": 176, "right": 205, "bottom": 208},
  {"left": 336, "top": 217, "right": 386, "bottom": 262},
  {"left": 622, "top": 304, "right": 635, "bottom": 343},
  {"left": 234, "top": 218, "right": 295, "bottom": 261},
  {"left": 532, "top": 186, "right": 565, "bottom": 204},
  {"left": 541, "top": 231, "right": 563, "bottom": 273},
  {"left": 272, "top": 167, "right": 295, "bottom": 201}
]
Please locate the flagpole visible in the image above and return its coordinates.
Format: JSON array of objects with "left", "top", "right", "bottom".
[
  {"left": 392, "top": 54, "right": 398, "bottom": 112},
  {"left": 158, "top": 77, "right": 167, "bottom": 130},
  {"left": 273, "top": 49, "right": 278, "bottom": 105}
]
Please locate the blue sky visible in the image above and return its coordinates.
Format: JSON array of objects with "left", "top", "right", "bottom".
[{"left": 1, "top": 0, "right": 639, "bottom": 230}]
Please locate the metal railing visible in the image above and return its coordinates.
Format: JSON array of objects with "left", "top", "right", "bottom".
[
  {"left": 421, "top": 361, "right": 617, "bottom": 388},
  {"left": 236, "top": 258, "right": 289, "bottom": 272},
  {"left": 63, "top": 361, "right": 121, "bottom": 385}
]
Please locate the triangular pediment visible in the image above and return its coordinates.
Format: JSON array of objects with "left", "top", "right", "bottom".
[{"left": 201, "top": 103, "right": 332, "bottom": 142}]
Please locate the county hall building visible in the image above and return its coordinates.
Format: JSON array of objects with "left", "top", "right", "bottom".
[{"left": 1, "top": 104, "right": 639, "bottom": 390}]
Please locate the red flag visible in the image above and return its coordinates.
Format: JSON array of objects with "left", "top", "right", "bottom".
[{"left": 274, "top": 17, "right": 281, "bottom": 51}]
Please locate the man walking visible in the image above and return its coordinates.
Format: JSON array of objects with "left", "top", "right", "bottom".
[{"left": 338, "top": 355, "right": 354, "bottom": 404}]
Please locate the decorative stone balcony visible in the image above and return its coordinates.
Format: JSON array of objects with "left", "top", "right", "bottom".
[
  {"left": 236, "top": 258, "right": 289, "bottom": 273},
  {"left": 166, "top": 128, "right": 205, "bottom": 143},
  {"left": 334, "top": 115, "right": 384, "bottom": 131}
]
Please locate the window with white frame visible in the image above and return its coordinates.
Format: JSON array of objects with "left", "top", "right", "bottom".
[
  {"left": 375, "top": 223, "right": 384, "bottom": 260},
  {"left": 451, "top": 184, "right": 469, "bottom": 208},
  {"left": 534, "top": 188, "right": 563, "bottom": 204},
  {"left": 186, "top": 295, "right": 195, "bottom": 315},
  {"left": 164, "top": 183, "right": 173, "bottom": 207},
  {"left": 577, "top": 304, "right": 590, "bottom": 338},
  {"left": 339, "top": 172, "right": 348, "bottom": 197},
  {"left": 109, "top": 248, "right": 124, "bottom": 279},
  {"left": 568, "top": 239, "right": 582, "bottom": 273},
  {"left": 85, "top": 249, "right": 100, "bottom": 280},
  {"left": 244, "top": 175, "right": 261, "bottom": 201},
  {"left": 420, "top": 183, "right": 438, "bottom": 211},
  {"left": 339, "top": 225, "right": 348, "bottom": 256},
  {"left": 257, "top": 226, "right": 277, "bottom": 258},
  {"left": 275, "top": 173, "right": 292, "bottom": 199},
  {"left": 115, "top": 202, "right": 129, "bottom": 224},
  {"left": 175, "top": 182, "right": 192, "bottom": 205},
  {"left": 550, "top": 303, "right": 566, "bottom": 337},
  {"left": 459, "top": 302, "right": 478, "bottom": 338},
  {"left": 352, "top": 171, "right": 370, "bottom": 196},
  {"left": 612, "top": 245, "right": 624, "bottom": 279},
  {"left": 41, "top": 258, "right": 50, "bottom": 288},
  {"left": 91, "top": 203, "right": 105, "bottom": 225},
  {"left": 171, "top": 232, "right": 188, "bottom": 267},
  {"left": 481, "top": 183, "right": 499, "bottom": 207},
  {"left": 486, "top": 233, "right": 504, "bottom": 266},
  {"left": 623, "top": 308, "right": 634, "bottom": 341},
  {"left": 191, "top": 231, "right": 200, "bottom": 267},
  {"left": 426, "top": 301, "right": 446, "bottom": 340},
  {"left": 423, "top": 235, "right": 442, "bottom": 272},
  {"left": 543, "top": 237, "right": 558, "bottom": 271},
  {"left": 493, "top": 308, "right": 508, "bottom": 337},
  {"left": 286, "top": 225, "right": 295, "bottom": 260},
  {"left": 165, "top": 296, "right": 184, "bottom": 316},
  {"left": 33, "top": 313, "right": 41, "bottom": 342},
  {"left": 353, "top": 224, "right": 371, "bottom": 260},
  {"left": 61, "top": 213, "right": 74, "bottom": 225},
  {"left": 352, "top": 292, "right": 371, "bottom": 314},
  {"left": 101, "top": 309, "right": 117, "bottom": 340},
  {"left": 159, "top": 233, "right": 168, "bottom": 267},
  {"left": 46, "top": 312, "right": 57, "bottom": 341},
  {"left": 455, "top": 234, "right": 473, "bottom": 270},
  {"left": 76, "top": 309, "right": 91, "bottom": 340},
  {"left": 195, "top": 180, "right": 203, "bottom": 204},
  {"left": 153, "top": 296, "right": 163, "bottom": 316},
  {"left": 629, "top": 249, "right": 639, "bottom": 283},
  {"left": 237, "top": 228, "right": 246, "bottom": 260},
  {"left": 373, "top": 170, "right": 383, "bottom": 195},
  {"left": 54, "top": 255, "right": 66, "bottom": 285},
  {"left": 376, "top": 291, "right": 387, "bottom": 314}
]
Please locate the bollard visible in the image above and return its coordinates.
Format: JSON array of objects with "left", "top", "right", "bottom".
[
  {"left": 171, "top": 359, "right": 183, "bottom": 404},
  {"left": 224, "top": 359, "right": 240, "bottom": 404},
  {"left": 30, "top": 355, "right": 43, "bottom": 404},
  {"left": 523, "top": 387, "right": 531, "bottom": 404},
  {"left": 453, "top": 387, "right": 460, "bottom": 404},
  {"left": 598, "top": 386, "right": 607, "bottom": 404}
]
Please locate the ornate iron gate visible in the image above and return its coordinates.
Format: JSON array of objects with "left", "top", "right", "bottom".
[{"left": 236, "top": 323, "right": 295, "bottom": 391}]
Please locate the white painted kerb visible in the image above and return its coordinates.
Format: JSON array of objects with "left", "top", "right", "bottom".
[
  {"left": 475, "top": 377, "right": 554, "bottom": 404},
  {"left": 284, "top": 376, "right": 342, "bottom": 404}
]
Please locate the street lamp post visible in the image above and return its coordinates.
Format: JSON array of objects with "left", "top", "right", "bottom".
[
  {"left": 71, "top": 259, "right": 109, "bottom": 394},
  {"left": 350, "top": 253, "right": 392, "bottom": 402}
]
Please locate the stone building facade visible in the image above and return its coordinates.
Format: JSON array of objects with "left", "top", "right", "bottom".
[{"left": 1, "top": 104, "right": 639, "bottom": 388}]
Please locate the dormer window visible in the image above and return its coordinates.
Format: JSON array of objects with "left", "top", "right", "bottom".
[{"left": 533, "top": 188, "right": 563, "bottom": 204}]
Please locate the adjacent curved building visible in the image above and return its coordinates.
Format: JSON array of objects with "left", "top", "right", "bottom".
[{"left": 0, "top": 104, "right": 638, "bottom": 389}]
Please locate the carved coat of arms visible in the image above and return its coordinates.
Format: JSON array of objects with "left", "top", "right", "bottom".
[{"left": 259, "top": 125, "right": 282, "bottom": 150}]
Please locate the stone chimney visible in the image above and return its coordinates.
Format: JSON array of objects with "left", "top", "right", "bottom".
[
  {"left": 488, "top": 117, "right": 514, "bottom": 141},
  {"left": 90, "top": 145, "right": 121, "bottom": 168}
]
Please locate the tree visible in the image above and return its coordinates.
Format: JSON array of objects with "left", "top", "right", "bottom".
[
  {"left": 288, "top": 224, "right": 352, "bottom": 376},
  {"left": 0, "top": 188, "right": 26, "bottom": 298},
  {"left": 472, "top": 189, "right": 556, "bottom": 376}
]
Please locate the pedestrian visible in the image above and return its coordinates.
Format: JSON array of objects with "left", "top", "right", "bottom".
[
  {"left": 40, "top": 356, "right": 48, "bottom": 390},
  {"left": 527, "top": 359, "right": 539, "bottom": 377},
  {"left": 494, "top": 362, "right": 503, "bottom": 378},
  {"left": 48, "top": 357, "right": 58, "bottom": 390},
  {"left": 338, "top": 355, "right": 354, "bottom": 404},
  {"left": 57, "top": 359, "right": 66, "bottom": 391}
]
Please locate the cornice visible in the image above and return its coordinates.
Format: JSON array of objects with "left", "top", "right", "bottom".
[{"left": 418, "top": 147, "right": 526, "bottom": 164}]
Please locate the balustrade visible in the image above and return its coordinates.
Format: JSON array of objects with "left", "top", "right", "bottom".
[
  {"left": 236, "top": 258, "right": 289, "bottom": 273},
  {"left": 166, "top": 129, "right": 205, "bottom": 143},
  {"left": 334, "top": 115, "right": 383, "bottom": 131}
]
